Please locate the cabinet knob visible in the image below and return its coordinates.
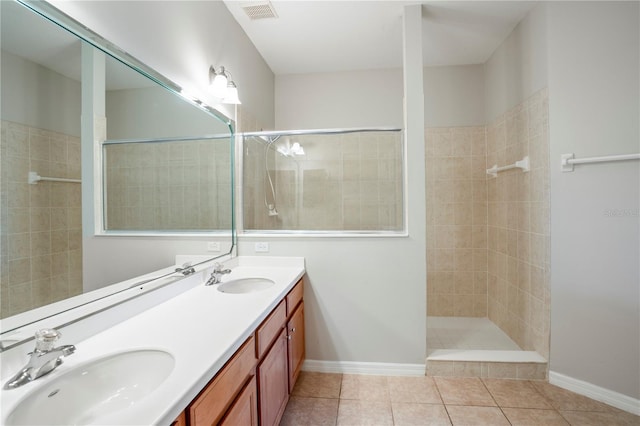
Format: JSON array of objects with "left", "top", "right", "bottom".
[{"left": 290, "top": 327, "right": 296, "bottom": 333}]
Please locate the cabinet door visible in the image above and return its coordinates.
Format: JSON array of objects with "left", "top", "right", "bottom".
[
  {"left": 220, "top": 376, "right": 258, "bottom": 426},
  {"left": 258, "top": 328, "right": 289, "bottom": 426},
  {"left": 287, "top": 302, "right": 305, "bottom": 393}
]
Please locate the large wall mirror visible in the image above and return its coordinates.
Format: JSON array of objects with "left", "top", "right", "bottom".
[{"left": 0, "top": 0, "right": 234, "bottom": 335}]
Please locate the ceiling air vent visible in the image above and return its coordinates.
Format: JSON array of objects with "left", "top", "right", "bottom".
[{"left": 241, "top": 1, "right": 278, "bottom": 20}]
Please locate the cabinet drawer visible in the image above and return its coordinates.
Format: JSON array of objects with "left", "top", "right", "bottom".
[
  {"left": 256, "top": 300, "right": 286, "bottom": 358},
  {"left": 286, "top": 280, "right": 303, "bottom": 316},
  {"left": 188, "top": 335, "right": 257, "bottom": 425}
]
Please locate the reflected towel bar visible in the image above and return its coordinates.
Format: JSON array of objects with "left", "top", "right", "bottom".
[
  {"left": 486, "top": 156, "right": 530, "bottom": 177},
  {"left": 561, "top": 153, "right": 640, "bottom": 172},
  {"left": 28, "top": 171, "right": 81, "bottom": 184}
]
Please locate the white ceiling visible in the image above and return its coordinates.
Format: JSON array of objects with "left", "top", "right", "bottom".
[{"left": 223, "top": 1, "right": 537, "bottom": 75}]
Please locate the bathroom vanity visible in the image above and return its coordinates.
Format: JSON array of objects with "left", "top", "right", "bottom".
[
  {"left": 0, "top": 256, "right": 305, "bottom": 426},
  {"left": 178, "top": 275, "right": 305, "bottom": 426}
]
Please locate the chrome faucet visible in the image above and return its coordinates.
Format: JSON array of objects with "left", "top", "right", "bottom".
[
  {"left": 175, "top": 262, "right": 196, "bottom": 276},
  {"left": 205, "top": 262, "right": 231, "bottom": 286},
  {"left": 3, "top": 328, "right": 76, "bottom": 390}
]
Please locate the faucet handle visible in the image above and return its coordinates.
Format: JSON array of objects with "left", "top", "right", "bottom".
[{"left": 34, "top": 328, "right": 61, "bottom": 352}]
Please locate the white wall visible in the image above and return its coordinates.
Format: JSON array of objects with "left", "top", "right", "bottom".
[
  {"left": 275, "top": 64, "right": 485, "bottom": 130},
  {"left": 424, "top": 64, "right": 485, "bottom": 127},
  {"left": 547, "top": 2, "right": 639, "bottom": 400},
  {"left": 275, "top": 69, "right": 403, "bottom": 129},
  {"left": 1, "top": 50, "right": 81, "bottom": 136},
  {"left": 484, "top": 4, "right": 548, "bottom": 123}
]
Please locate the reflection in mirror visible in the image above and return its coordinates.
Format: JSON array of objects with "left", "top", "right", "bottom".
[
  {"left": 1, "top": 0, "right": 84, "bottom": 319},
  {"left": 104, "top": 53, "right": 228, "bottom": 141},
  {"left": 0, "top": 0, "right": 234, "bottom": 336},
  {"left": 103, "top": 137, "right": 231, "bottom": 232}
]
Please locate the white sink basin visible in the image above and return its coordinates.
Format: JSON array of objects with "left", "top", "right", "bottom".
[
  {"left": 5, "top": 349, "right": 174, "bottom": 425},
  {"left": 217, "top": 278, "right": 275, "bottom": 294}
]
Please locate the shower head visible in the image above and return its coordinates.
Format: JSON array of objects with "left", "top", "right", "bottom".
[
  {"left": 259, "top": 134, "right": 281, "bottom": 144},
  {"left": 268, "top": 204, "right": 279, "bottom": 216}
]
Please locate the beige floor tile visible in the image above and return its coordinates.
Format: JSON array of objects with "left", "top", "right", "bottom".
[
  {"left": 340, "top": 374, "right": 389, "bottom": 401},
  {"left": 391, "top": 402, "right": 452, "bottom": 426},
  {"left": 483, "top": 378, "right": 552, "bottom": 409},
  {"left": 293, "top": 371, "right": 343, "bottom": 399},
  {"left": 502, "top": 407, "right": 569, "bottom": 425},
  {"left": 435, "top": 377, "right": 496, "bottom": 406},
  {"left": 445, "top": 405, "right": 510, "bottom": 426},
  {"left": 337, "top": 399, "right": 393, "bottom": 426},
  {"left": 560, "top": 409, "right": 640, "bottom": 426},
  {"left": 388, "top": 376, "right": 443, "bottom": 404},
  {"left": 530, "top": 382, "right": 614, "bottom": 412},
  {"left": 280, "top": 397, "right": 339, "bottom": 426}
]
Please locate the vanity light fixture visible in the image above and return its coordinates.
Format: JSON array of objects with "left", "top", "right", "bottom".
[{"left": 209, "top": 66, "right": 242, "bottom": 104}]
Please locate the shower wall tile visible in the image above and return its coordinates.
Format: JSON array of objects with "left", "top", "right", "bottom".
[
  {"left": 0, "top": 120, "right": 82, "bottom": 319},
  {"left": 426, "top": 126, "right": 487, "bottom": 317},
  {"left": 426, "top": 360, "right": 546, "bottom": 380},
  {"left": 486, "top": 88, "right": 551, "bottom": 359},
  {"left": 243, "top": 131, "right": 403, "bottom": 232}
]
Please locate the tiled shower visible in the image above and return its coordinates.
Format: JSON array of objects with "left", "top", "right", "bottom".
[
  {"left": 425, "top": 88, "right": 551, "bottom": 375},
  {"left": 242, "top": 129, "right": 404, "bottom": 233}
]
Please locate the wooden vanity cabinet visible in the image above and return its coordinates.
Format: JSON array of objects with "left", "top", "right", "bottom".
[{"left": 177, "top": 278, "right": 305, "bottom": 426}]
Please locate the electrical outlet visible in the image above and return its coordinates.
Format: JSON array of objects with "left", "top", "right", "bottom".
[
  {"left": 254, "top": 242, "right": 269, "bottom": 253},
  {"left": 207, "top": 242, "right": 221, "bottom": 252}
]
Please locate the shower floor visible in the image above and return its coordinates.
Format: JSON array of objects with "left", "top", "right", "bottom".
[
  {"left": 426, "top": 316, "right": 546, "bottom": 363},
  {"left": 427, "top": 316, "right": 520, "bottom": 352}
]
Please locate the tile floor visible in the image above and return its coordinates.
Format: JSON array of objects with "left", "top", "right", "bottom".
[{"left": 280, "top": 372, "right": 640, "bottom": 425}]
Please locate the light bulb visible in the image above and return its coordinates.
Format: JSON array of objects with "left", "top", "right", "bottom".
[
  {"left": 211, "top": 73, "right": 228, "bottom": 98},
  {"left": 223, "top": 81, "right": 241, "bottom": 104}
]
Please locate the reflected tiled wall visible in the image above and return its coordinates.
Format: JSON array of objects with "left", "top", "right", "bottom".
[
  {"left": 425, "top": 127, "right": 488, "bottom": 317},
  {"left": 104, "top": 140, "right": 232, "bottom": 231},
  {"left": 243, "top": 131, "right": 403, "bottom": 231},
  {"left": 486, "top": 88, "right": 551, "bottom": 358},
  {"left": 0, "top": 120, "right": 82, "bottom": 318}
]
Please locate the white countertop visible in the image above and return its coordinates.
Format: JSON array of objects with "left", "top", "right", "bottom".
[{"left": 0, "top": 256, "right": 305, "bottom": 425}]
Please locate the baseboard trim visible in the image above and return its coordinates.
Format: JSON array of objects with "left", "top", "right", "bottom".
[
  {"left": 549, "top": 371, "right": 640, "bottom": 415},
  {"left": 302, "top": 360, "right": 426, "bottom": 376}
]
